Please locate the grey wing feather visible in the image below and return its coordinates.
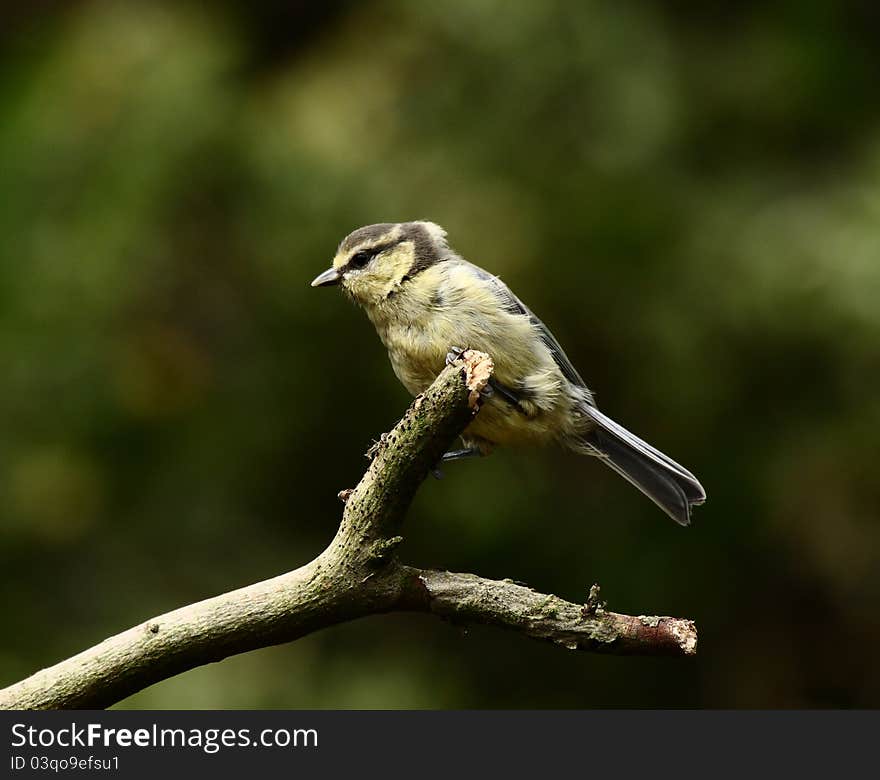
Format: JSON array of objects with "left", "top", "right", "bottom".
[{"left": 463, "top": 261, "right": 587, "bottom": 388}]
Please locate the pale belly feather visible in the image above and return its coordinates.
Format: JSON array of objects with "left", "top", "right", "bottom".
[{"left": 376, "top": 316, "right": 581, "bottom": 451}]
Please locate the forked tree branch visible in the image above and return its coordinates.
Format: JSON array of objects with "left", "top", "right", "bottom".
[{"left": 0, "top": 351, "right": 696, "bottom": 710}]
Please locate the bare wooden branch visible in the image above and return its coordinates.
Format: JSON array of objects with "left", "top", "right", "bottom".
[
  {"left": 399, "top": 569, "right": 697, "bottom": 656},
  {"left": 0, "top": 350, "right": 696, "bottom": 710}
]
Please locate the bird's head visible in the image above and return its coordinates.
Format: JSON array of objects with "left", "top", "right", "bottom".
[{"left": 311, "top": 221, "right": 450, "bottom": 307}]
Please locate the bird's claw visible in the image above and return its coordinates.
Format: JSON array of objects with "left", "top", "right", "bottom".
[{"left": 445, "top": 346, "right": 467, "bottom": 366}]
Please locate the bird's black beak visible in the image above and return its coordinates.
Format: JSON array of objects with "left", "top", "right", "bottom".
[{"left": 310, "top": 267, "right": 341, "bottom": 287}]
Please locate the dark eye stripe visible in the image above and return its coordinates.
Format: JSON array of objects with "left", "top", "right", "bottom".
[
  {"left": 342, "top": 241, "right": 398, "bottom": 273},
  {"left": 349, "top": 250, "right": 373, "bottom": 268}
]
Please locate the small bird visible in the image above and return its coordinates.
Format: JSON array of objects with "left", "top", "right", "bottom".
[{"left": 312, "top": 221, "right": 706, "bottom": 525}]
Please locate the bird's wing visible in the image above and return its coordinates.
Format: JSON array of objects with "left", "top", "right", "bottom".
[{"left": 463, "top": 261, "right": 588, "bottom": 389}]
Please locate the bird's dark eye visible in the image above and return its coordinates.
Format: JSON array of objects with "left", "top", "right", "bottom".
[{"left": 349, "top": 250, "right": 374, "bottom": 269}]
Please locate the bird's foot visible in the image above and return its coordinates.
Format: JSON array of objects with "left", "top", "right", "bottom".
[
  {"left": 430, "top": 447, "right": 481, "bottom": 480},
  {"left": 441, "top": 447, "right": 484, "bottom": 463},
  {"left": 445, "top": 346, "right": 467, "bottom": 366}
]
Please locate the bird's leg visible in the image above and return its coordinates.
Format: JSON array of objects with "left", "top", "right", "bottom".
[
  {"left": 431, "top": 445, "right": 485, "bottom": 479},
  {"left": 435, "top": 347, "right": 493, "bottom": 477},
  {"left": 441, "top": 447, "right": 484, "bottom": 463}
]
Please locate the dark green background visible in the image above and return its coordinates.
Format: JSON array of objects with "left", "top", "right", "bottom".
[{"left": 2, "top": 1, "right": 878, "bottom": 708}]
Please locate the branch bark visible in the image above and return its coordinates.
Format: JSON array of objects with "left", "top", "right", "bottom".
[{"left": 0, "top": 351, "right": 696, "bottom": 710}]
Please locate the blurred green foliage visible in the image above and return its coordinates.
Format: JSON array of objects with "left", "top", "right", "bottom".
[{"left": 2, "top": 0, "right": 879, "bottom": 708}]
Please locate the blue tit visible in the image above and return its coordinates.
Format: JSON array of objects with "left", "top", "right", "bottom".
[{"left": 312, "top": 221, "right": 705, "bottom": 525}]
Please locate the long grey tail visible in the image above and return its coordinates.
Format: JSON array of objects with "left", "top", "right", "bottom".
[{"left": 576, "top": 406, "right": 706, "bottom": 526}]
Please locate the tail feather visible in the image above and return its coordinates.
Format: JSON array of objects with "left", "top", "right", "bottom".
[{"left": 577, "top": 406, "right": 706, "bottom": 526}]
